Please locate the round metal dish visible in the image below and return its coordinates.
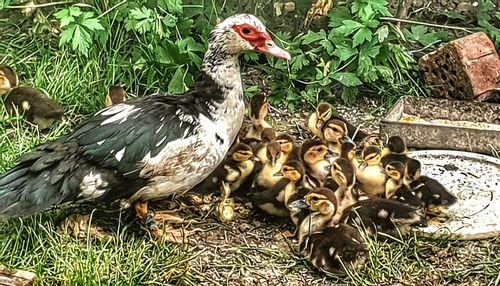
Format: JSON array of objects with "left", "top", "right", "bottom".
[{"left": 408, "top": 150, "right": 500, "bottom": 240}]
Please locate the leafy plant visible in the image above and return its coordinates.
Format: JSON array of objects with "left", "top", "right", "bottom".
[{"left": 477, "top": 0, "right": 500, "bottom": 46}]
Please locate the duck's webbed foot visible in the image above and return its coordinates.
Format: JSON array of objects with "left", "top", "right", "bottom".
[{"left": 58, "top": 213, "right": 113, "bottom": 241}]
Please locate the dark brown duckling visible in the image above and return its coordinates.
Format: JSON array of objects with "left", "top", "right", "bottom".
[
  {"left": 5, "top": 87, "right": 64, "bottom": 130},
  {"left": 0, "top": 65, "right": 18, "bottom": 95},
  {"left": 381, "top": 136, "right": 409, "bottom": 167},
  {"left": 385, "top": 161, "right": 422, "bottom": 208},
  {"left": 105, "top": 85, "right": 127, "bottom": 107}
]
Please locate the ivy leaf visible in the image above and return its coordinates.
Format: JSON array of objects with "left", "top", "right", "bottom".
[
  {"left": 333, "top": 44, "right": 357, "bottom": 61},
  {"left": 332, "top": 72, "right": 362, "bottom": 87},
  {"left": 168, "top": 67, "right": 187, "bottom": 93},
  {"left": 353, "top": 27, "right": 372, "bottom": 47},
  {"left": 328, "top": 6, "right": 351, "bottom": 27},
  {"left": 302, "top": 30, "right": 326, "bottom": 45}
]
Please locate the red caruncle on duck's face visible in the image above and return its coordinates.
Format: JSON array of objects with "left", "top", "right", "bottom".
[{"left": 232, "top": 23, "right": 291, "bottom": 60}]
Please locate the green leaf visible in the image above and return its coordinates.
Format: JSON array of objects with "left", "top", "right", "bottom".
[
  {"left": 337, "top": 20, "right": 363, "bottom": 36},
  {"left": 360, "top": 43, "right": 380, "bottom": 58},
  {"left": 332, "top": 72, "right": 362, "bottom": 87},
  {"left": 291, "top": 53, "right": 309, "bottom": 71},
  {"left": 302, "top": 30, "right": 326, "bottom": 45},
  {"left": 58, "top": 24, "right": 76, "bottom": 46},
  {"left": 375, "top": 25, "right": 389, "bottom": 42},
  {"left": 130, "top": 6, "right": 151, "bottom": 20},
  {"left": 168, "top": 67, "right": 187, "bottom": 93},
  {"left": 328, "top": 7, "right": 351, "bottom": 27},
  {"left": 166, "top": 0, "right": 183, "bottom": 14},
  {"left": 333, "top": 44, "right": 357, "bottom": 61},
  {"left": 375, "top": 65, "right": 394, "bottom": 83},
  {"left": 81, "top": 16, "right": 104, "bottom": 31},
  {"left": 353, "top": 27, "right": 372, "bottom": 47},
  {"left": 0, "top": 0, "right": 12, "bottom": 10},
  {"left": 341, "top": 86, "right": 358, "bottom": 104},
  {"left": 72, "top": 25, "right": 91, "bottom": 55},
  {"left": 68, "top": 6, "right": 83, "bottom": 17},
  {"left": 368, "top": 0, "right": 391, "bottom": 16}
]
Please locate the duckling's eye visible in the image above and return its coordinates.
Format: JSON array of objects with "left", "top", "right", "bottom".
[
  {"left": 242, "top": 28, "right": 252, "bottom": 34},
  {"left": 311, "top": 197, "right": 319, "bottom": 201}
]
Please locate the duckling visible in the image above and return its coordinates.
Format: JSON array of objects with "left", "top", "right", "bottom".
[
  {"left": 307, "top": 102, "right": 332, "bottom": 139},
  {"left": 341, "top": 197, "right": 427, "bottom": 237},
  {"left": 0, "top": 65, "right": 18, "bottom": 95},
  {"left": 290, "top": 188, "right": 367, "bottom": 274},
  {"left": 105, "top": 85, "right": 127, "bottom": 107},
  {"left": 321, "top": 119, "right": 351, "bottom": 155},
  {"left": 245, "top": 93, "right": 272, "bottom": 141},
  {"left": 385, "top": 161, "right": 422, "bottom": 208},
  {"left": 252, "top": 142, "right": 282, "bottom": 192},
  {"left": 356, "top": 145, "right": 386, "bottom": 197},
  {"left": 4, "top": 86, "right": 64, "bottom": 130},
  {"left": 329, "top": 158, "right": 358, "bottom": 222},
  {"left": 193, "top": 142, "right": 257, "bottom": 197},
  {"left": 300, "top": 139, "right": 334, "bottom": 187},
  {"left": 276, "top": 132, "right": 299, "bottom": 164},
  {"left": 339, "top": 141, "right": 358, "bottom": 169},
  {"left": 253, "top": 127, "right": 277, "bottom": 163},
  {"left": 307, "top": 102, "right": 368, "bottom": 142},
  {"left": 250, "top": 160, "right": 304, "bottom": 218},
  {"left": 381, "top": 135, "right": 409, "bottom": 167}
]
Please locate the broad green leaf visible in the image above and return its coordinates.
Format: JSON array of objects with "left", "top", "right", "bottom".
[
  {"left": 135, "top": 19, "right": 152, "bottom": 34},
  {"left": 360, "top": 43, "right": 380, "bottom": 58},
  {"left": 302, "top": 30, "right": 326, "bottom": 45},
  {"left": 341, "top": 86, "right": 358, "bottom": 104},
  {"left": 321, "top": 39, "right": 335, "bottom": 54},
  {"left": 130, "top": 7, "right": 151, "bottom": 20},
  {"left": 328, "top": 6, "right": 351, "bottom": 27},
  {"left": 68, "top": 6, "right": 82, "bottom": 17},
  {"left": 291, "top": 53, "right": 309, "bottom": 71},
  {"left": 72, "top": 25, "right": 91, "bottom": 55},
  {"left": 341, "top": 20, "right": 363, "bottom": 31},
  {"left": 333, "top": 45, "right": 357, "bottom": 61},
  {"left": 59, "top": 24, "right": 76, "bottom": 46},
  {"left": 166, "top": 0, "right": 183, "bottom": 14},
  {"left": 168, "top": 67, "right": 187, "bottom": 93},
  {"left": 81, "top": 17, "right": 104, "bottom": 31},
  {"left": 359, "top": 4, "right": 374, "bottom": 24},
  {"left": 353, "top": 27, "right": 372, "bottom": 47},
  {"left": 369, "top": 0, "right": 391, "bottom": 16},
  {"left": 375, "top": 65, "right": 394, "bottom": 83},
  {"left": 332, "top": 72, "right": 362, "bottom": 87}
]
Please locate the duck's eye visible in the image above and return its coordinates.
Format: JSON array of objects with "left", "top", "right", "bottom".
[
  {"left": 312, "top": 197, "right": 319, "bottom": 201},
  {"left": 242, "top": 28, "right": 252, "bottom": 34}
]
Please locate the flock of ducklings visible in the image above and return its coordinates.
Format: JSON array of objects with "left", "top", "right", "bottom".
[
  {"left": 1, "top": 64, "right": 457, "bottom": 275},
  {"left": 191, "top": 93, "right": 458, "bottom": 275}
]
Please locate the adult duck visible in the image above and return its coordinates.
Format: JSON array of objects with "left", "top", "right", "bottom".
[{"left": 0, "top": 14, "right": 290, "bottom": 237}]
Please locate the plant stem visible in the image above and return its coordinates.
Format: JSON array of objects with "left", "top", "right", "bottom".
[
  {"left": 379, "top": 17, "right": 475, "bottom": 33},
  {"left": 97, "top": 0, "right": 127, "bottom": 19},
  {"left": 5, "top": 1, "right": 72, "bottom": 9}
]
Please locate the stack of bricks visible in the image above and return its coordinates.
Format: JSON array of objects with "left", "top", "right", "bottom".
[{"left": 419, "top": 32, "right": 500, "bottom": 101}]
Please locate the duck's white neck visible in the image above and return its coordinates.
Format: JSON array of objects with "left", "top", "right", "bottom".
[{"left": 202, "top": 47, "right": 242, "bottom": 91}]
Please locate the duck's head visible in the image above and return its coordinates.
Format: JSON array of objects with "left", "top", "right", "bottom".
[
  {"left": 276, "top": 160, "right": 305, "bottom": 182},
  {"left": 209, "top": 14, "right": 291, "bottom": 60},
  {"left": 383, "top": 136, "right": 407, "bottom": 155},
  {"left": 276, "top": 133, "right": 295, "bottom": 154},
  {"left": 339, "top": 141, "right": 356, "bottom": 161},
  {"left": 0, "top": 65, "right": 18, "bottom": 95},
  {"left": 300, "top": 139, "right": 333, "bottom": 165},
  {"left": 261, "top": 127, "right": 277, "bottom": 143},
  {"left": 249, "top": 93, "right": 269, "bottom": 121},
  {"left": 331, "top": 158, "right": 356, "bottom": 187},
  {"left": 405, "top": 158, "right": 421, "bottom": 182},
  {"left": 362, "top": 145, "right": 381, "bottom": 165},
  {"left": 300, "top": 187, "right": 338, "bottom": 216},
  {"left": 105, "top": 85, "right": 126, "bottom": 107},
  {"left": 266, "top": 142, "right": 282, "bottom": 167},
  {"left": 230, "top": 143, "right": 257, "bottom": 162},
  {"left": 385, "top": 161, "right": 405, "bottom": 182},
  {"left": 315, "top": 102, "right": 332, "bottom": 129},
  {"left": 322, "top": 119, "right": 349, "bottom": 144}
]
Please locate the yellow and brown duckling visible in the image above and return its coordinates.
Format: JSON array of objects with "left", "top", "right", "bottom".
[
  {"left": 307, "top": 102, "right": 333, "bottom": 139},
  {"left": 105, "top": 85, "right": 127, "bottom": 107},
  {"left": 249, "top": 160, "right": 305, "bottom": 218},
  {"left": 329, "top": 158, "right": 358, "bottom": 222},
  {"left": 276, "top": 132, "right": 299, "bottom": 164},
  {"left": 290, "top": 187, "right": 367, "bottom": 274},
  {"left": 252, "top": 127, "right": 277, "bottom": 162},
  {"left": 356, "top": 145, "right": 386, "bottom": 197},
  {"left": 0, "top": 65, "right": 18, "bottom": 95},
  {"left": 321, "top": 119, "right": 351, "bottom": 155},
  {"left": 252, "top": 141, "right": 283, "bottom": 192},
  {"left": 385, "top": 161, "right": 422, "bottom": 208},
  {"left": 381, "top": 135, "right": 409, "bottom": 167},
  {"left": 245, "top": 92, "right": 272, "bottom": 141},
  {"left": 339, "top": 141, "right": 358, "bottom": 169},
  {"left": 300, "top": 139, "right": 334, "bottom": 188}
]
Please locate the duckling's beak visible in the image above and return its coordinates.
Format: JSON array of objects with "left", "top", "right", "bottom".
[
  {"left": 324, "top": 165, "right": 331, "bottom": 172},
  {"left": 339, "top": 135, "right": 354, "bottom": 144},
  {"left": 251, "top": 155, "right": 261, "bottom": 162},
  {"left": 289, "top": 199, "right": 309, "bottom": 209},
  {"left": 271, "top": 157, "right": 277, "bottom": 167},
  {"left": 325, "top": 149, "right": 336, "bottom": 159},
  {"left": 316, "top": 119, "right": 324, "bottom": 130},
  {"left": 273, "top": 171, "right": 284, "bottom": 177}
]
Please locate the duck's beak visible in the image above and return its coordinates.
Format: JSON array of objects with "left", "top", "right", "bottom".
[
  {"left": 255, "top": 40, "right": 291, "bottom": 60},
  {"left": 251, "top": 155, "right": 261, "bottom": 162},
  {"left": 271, "top": 157, "right": 277, "bottom": 167},
  {"left": 325, "top": 149, "right": 336, "bottom": 159},
  {"left": 273, "top": 171, "right": 284, "bottom": 177},
  {"left": 289, "top": 199, "right": 309, "bottom": 209},
  {"left": 339, "top": 135, "right": 354, "bottom": 144}
]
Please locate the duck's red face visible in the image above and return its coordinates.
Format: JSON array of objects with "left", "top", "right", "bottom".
[{"left": 233, "top": 24, "right": 291, "bottom": 60}]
